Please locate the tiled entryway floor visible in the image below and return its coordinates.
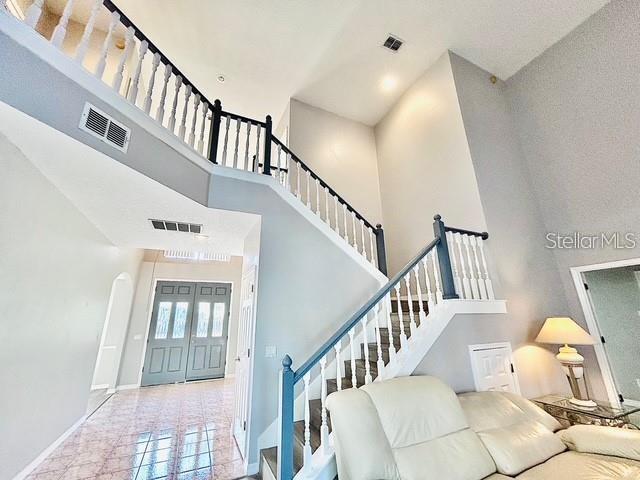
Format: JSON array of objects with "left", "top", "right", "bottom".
[{"left": 27, "top": 379, "right": 245, "bottom": 480}]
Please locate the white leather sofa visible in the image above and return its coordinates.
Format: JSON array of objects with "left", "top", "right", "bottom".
[{"left": 326, "top": 376, "right": 640, "bottom": 479}]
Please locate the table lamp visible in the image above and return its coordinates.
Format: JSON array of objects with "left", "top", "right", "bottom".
[{"left": 535, "top": 317, "right": 597, "bottom": 408}]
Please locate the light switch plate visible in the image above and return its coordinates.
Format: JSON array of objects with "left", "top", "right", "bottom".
[{"left": 265, "top": 345, "right": 277, "bottom": 358}]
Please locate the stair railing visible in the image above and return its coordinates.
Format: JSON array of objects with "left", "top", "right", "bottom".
[
  {"left": 3, "top": 0, "right": 387, "bottom": 273},
  {"left": 278, "top": 215, "right": 493, "bottom": 480}
]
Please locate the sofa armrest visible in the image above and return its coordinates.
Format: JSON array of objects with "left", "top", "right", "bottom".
[{"left": 557, "top": 425, "right": 640, "bottom": 461}]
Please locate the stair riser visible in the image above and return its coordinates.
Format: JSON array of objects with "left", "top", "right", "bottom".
[{"left": 390, "top": 299, "right": 429, "bottom": 314}]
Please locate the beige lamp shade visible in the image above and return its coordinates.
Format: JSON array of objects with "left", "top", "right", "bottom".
[{"left": 535, "top": 317, "right": 595, "bottom": 346}]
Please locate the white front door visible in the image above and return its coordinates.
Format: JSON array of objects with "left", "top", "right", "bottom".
[
  {"left": 233, "top": 266, "right": 257, "bottom": 459},
  {"left": 469, "top": 342, "right": 520, "bottom": 393}
]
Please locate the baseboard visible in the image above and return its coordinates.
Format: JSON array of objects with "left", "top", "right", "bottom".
[
  {"left": 12, "top": 415, "right": 87, "bottom": 480},
  {"left": 246, "top": 461, "right": 259, "bottom": 476},
  {"left": 90, "top": 384, "right": 109, "bottom": 391},
  {"left": 225, "top": 373, "right": 235, "bottom": 378},
  {"left": 116, "top": 384, "right": 139, "bottom": 391}
]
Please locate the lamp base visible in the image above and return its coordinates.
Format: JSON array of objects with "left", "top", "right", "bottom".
[{"left": 568, "top": 397, "right": 598, "bottom": 409}]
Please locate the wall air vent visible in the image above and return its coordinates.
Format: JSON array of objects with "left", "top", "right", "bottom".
[
  {"left": 79, "top": 103, "right": 131, "bottom": 153},
  {"left": 382, "top": 34, "right": 403, "bottom": 52},
  {"left": 150, "top": 219, "right": 202, "bottom": 234}
]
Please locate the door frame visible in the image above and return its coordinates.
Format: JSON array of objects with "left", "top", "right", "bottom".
[
  {"left": 136, "top": 277, "right": 236, "bottom": 387},
  {"left": 571, "top": 256, "right": 640, "bottom": 407},
  {"left": 468, "top": 342, "right": 521, "bottom": 395}
]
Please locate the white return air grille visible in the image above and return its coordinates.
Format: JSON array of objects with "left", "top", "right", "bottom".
[{"left": 79, "top": 103, "right": 131, "bottom": 153}]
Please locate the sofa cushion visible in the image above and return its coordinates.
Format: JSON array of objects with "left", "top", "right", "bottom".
[
  {"left": 459, "top": 392, "right": 565, "bottom": 476},
  {"left": 558, "top": 424, "right": 640, "bottom": 461},
  {"left": 516, "top": 451, "right": 640, "bottom": 479}
]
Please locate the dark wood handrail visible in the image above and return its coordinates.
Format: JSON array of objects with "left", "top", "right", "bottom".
[{"left": 444, "top": 226, "right": 489, "bottom": 240}]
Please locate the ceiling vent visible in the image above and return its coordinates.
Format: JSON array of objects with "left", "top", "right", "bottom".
[
  {"left": 150, "top": 219, "right": 202, "bottom": 234},
  {"left": 382, "top": 34, "right": 403, "bottom": 52},
  {"left": 79, "top": 103, "right": 131, "bottom": 153}
]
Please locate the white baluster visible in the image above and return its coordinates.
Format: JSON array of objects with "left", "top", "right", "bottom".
[
  {"left": 112, "top": 27, "right": 135, "bottom": 92},
  {"left": 404, "top": 274, "right": 417, "bottom": 337},
  {"left": 319, "top": 357, "right": 329, "bottom": 454},
  {"left": 305, "top": 170, "right": 311, "bottom": 208},
  {"left": 1, "top": 0, "right": 7, "bottom": 12},
  {"left": 197, "top": 102, "right": 209, "bottom": 154},
  {"left": 421, "top": 257, "right": 434, "bottom": 305},
  {"left": 373, "top": 304, "right": 385, "bottom": 377},
  {"left": 333, "top": 196, "right": 339, "bottom": 234},
  {"left": 369, "top": 228, "right": 376, "bottom": 266},
  {"left": 143, "top": 52, "right": 161, "bottom": 114},
  {"left": 221, "top": 115, "right": 231, "bottom": 165},
  {"left": 359, "top": 220, "right": 367, "bottom": 257},
  {"left": 432, "top": 250, "right": 444, "bottom": 302},
  {"left": 470, "top": 236, "right": 487, "bottom": 299},
  {"left": 394, "top": 284, "right": 408, "bottom": 349},
  {"left": 385, "top": 293, "right": 397, "bottom": 359},
  {"left": 324, "top": 187, "right": 330, "bottom": 226},
  {"left": 361, "top": 317, "right": 372, "bottom": 384},
  {"left": 413, "top": 265, "right": 426, "bottom": 322},
  {"left": 463, "top": 235, "right": 480, "bottom": 299},
  {"left": 50, "top": 0, "right": 75, "bottom": 47},
  {"left": 342, "top": 204, "right": 349, "bottom": 244},
  {"left": 187, "top": 94, "right": 200, "bottom": 147},
  {"left": 315, "top": 179, "right": 320, "bottom": 215},
  {"left": 283, "top": 151, "right": 290, "bottom": 189},
  {"left": 95, "top": 11, "right": 119, "bottom": 79},
  {"left": 334, "top": 342, "right": 342, "bottom": 391},
  {"left": 155, "top": 64, "right": 171, "bottom": 123},
  {"left": 478, "top": 240, "right": 495, "bottom": 299},
  {"left": 127, "top": 40, "right": 148, "bottom": 104},
  {"left": 167, "top": 75, "right": 182, "bottom": 132},
  {"left": 295, "top": 162, "right": 301, "bottom": 199},
  {"left": 75, "top": 0, "right": 102, "bottom": 63},
  {"left": 447, "top": 232, "right": 463, "bottom": 297},
  {"left": 275, "top": 144, "right": 281, "bottom": 181},
  {"left": 24, "top": 0, "right": 44, "bottom": 29},
  {"left": 253, "top": 126, "right": 261, "bottom": 172},
  {"left": 178, "top": 84, "right": 192, "bottom": 140},
  {"left": 244, "top": 123, "right": 252, "bottom": 170},
  {"left": 350, "top": 211, "right": 358, "bottom": 249},
  {"left": 454, "top": 233, "right": 471, "bottom": 299},
  {"left": 303, "top": 372, "right": 312, "bottom": 468},
  {"left": 348, "top": 328, "right": 357, "bottom": 388}
]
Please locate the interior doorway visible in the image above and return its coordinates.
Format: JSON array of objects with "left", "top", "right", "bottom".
[
  {"left": 572, "top": 258, "right": 640, "bottom": 406},
  {"left": 141, "top": 280, "right": 232, "bottom": 386}
]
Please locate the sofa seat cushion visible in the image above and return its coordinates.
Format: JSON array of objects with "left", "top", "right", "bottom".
[
  {"left": 484, "top": 474, "right": 514, "bottom": 479},
  {"left": 516, "top": 451, "right": 640, "bottom": 480},
  {"left": 459, "top": 392, "right": 566, "bottom": 475}
]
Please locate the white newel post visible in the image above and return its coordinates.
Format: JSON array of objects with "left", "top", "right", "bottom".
[
  {"left": 143, "top": 52, "right": 161, "bottom": 114},
  {"left": 127, "top": 40, "right": 148, "bottom": 104},
  {"left": 75, "top": 0, "right": 102, "bottom": 63},
  {"left": 319, "top": 357, "right": 330, "bottom": 454},
  {"left": 95, "top": 11, "right": 120, "bottom": 79},
  {"left": 303, "top": 372, "right": 312, "bottom": 468},
  {"left": 112, "top": 27, "right": 135, "bottom": 93}
]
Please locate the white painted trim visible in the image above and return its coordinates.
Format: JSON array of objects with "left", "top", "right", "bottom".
[
  {"left": 570, "top": 256, "right": 640, "bottom": 407},
  {"left": 11, "top": 415, "right": 87, "bottom": 480},
  {"left": 246, "top": 461, "right": 259, "bottom": 476},
  {"left": 90, "top": 384, "right": 110, "bottom": 391},
  {"left": 468, "top": 341, "right": 521, "bottom": 395},
  {"left": 116, "top": 384, "right": 140, "bottom": 391}
]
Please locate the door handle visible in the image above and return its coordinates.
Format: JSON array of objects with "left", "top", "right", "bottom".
[{"left": 235, "top": 357, "right": 240, "bottom": 362}]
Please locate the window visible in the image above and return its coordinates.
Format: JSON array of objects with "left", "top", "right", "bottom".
[
  {"left": 196, "top": 302, "right": 211, "bottom": 337},
  {"left": 211, "top": 303, "right": 225, "bottom": 337},
  {"left": 172, "top": 302, "right": 189, "bottom": 338},
  {"left": 155, "top": 302, "right": 172, "bottom": 339}
]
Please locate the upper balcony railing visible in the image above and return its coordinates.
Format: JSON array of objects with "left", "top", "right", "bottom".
[{"left": 1, "top": 0, "right": 387, "bottom": 274}]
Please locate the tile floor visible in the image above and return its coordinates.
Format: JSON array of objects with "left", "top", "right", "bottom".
[{"left": 27, "top": 379, "right": 245, "bottom": 480}]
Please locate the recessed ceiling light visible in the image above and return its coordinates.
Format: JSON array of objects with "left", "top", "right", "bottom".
[
  {"left": 381, "top": 75, "right": 398, "bottom": 93},
  {"left": 217, "top": 75, "right": 225, "bottom": 83}
]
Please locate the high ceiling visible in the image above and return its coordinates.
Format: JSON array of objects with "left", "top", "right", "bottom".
[
  {"left": 0, "top": 102, "right": 259, "bottom": 256},
  {"left": 50, "top": 0, "right": 608, "bottom": 125}
]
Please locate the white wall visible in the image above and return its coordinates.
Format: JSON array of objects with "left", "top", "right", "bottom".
[
  {"left": 118, "top": 253, "right": 244, "bottom": 387},
  {"left": 289, "top": 99, "right": 383, "bottom": 225},
  {"left": 374, "top": 53, "right": 487, "bottom": 274},
  {"left": 0, "top": 133, "right": 143, "bottom": 480}
]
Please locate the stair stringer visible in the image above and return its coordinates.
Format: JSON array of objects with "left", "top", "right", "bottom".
[{"left": 293, "top": 298, "right": 508, "bottom": 480}]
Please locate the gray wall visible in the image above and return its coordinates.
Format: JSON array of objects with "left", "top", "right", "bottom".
[
  {"left": 584, "top": 267, "right": 640, "bottom": 401},
  {"left": 0, "top": 133, "right": 143, "bottom": 480},
  {"left": 504, "top": 0, "right": 640, "bottom": 399},
  {"left": 208, "top": 176, "right": 383, "bottom": 466}
]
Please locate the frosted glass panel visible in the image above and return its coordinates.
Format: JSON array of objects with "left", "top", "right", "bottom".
[
  {"left": 212, "top": 303, "right": 225, "bottom": 337},
  {"left": 155, "top": 302, "right": 172, "bottom": 339},
  {"left": 172, "top": 302, "right": 189, "bottom": 338},
  {"left": 196, "top": 302, "right": 210, "bottom": 337}
]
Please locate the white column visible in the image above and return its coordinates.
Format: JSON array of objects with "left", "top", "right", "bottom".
[
  {"left": 95, "top": 11, "right": 120, "bottom": 79},
  {"left": 75, "top": 0, "right": 102, "bottom": 63},
  {"left": 127, "top": 40, "right": 148, "bottom": 104},
  {"left": 24, "top": 0, "right": 45, "bottom": 29},
  {"left": 143, "top": 52, "right": 161, "bottom": 115},
  {"left": 188, "top": 94, "right": 201, "bottom": 147},
  {"left": 319, "top": 357, "right": 329, "bottom": 454},
  {"left": 197, "top": 102, "right": 209, "bottom": 154},
  {"left": 404, "top": 274, "right": 417, "bottom": 336},
  {"left": 394, "top": 284, "right": 408, "bottom": 349},
  {"left": 112, "top": 27, "right": 135, "bottom": 92},
  {"left": 455, "top": 233, "right": 472, "bottom": 299},
  {"left": 470, "top": 236, "right": 488, "bottom": 299},
  {"left": 361, "top": 317, "right": 372, "bottom": 384},
  {"left": 348, "top": 328, "right": 357, "bottom": 388},
  {"left": 478, "top": 240, "right": 495, "bottom": 299},
  {"left": 334, "top": 342, "right": 342, "bottom": 391},
  {"left": 413, "top": 265, "right": 426, "bottom": 322},
  {"left": 178, "top": 84, "right": 192, "bottom": 140},
  {"left": 463, "top": 235, "right": 480, "bottom": 299},
  {"left": 303, "top": 372, "right": 312, "bottom": 468},
  {"left": 155, "top": 64, "right": 172, "bottom": 123}
]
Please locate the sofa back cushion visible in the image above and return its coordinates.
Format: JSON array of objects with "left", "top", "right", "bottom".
[
  {"left": 327, "top": 376, "right": 496, "bottom": 480},
  {"left": 459, "top": 391, "right": 566, "bottom": 476}
]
